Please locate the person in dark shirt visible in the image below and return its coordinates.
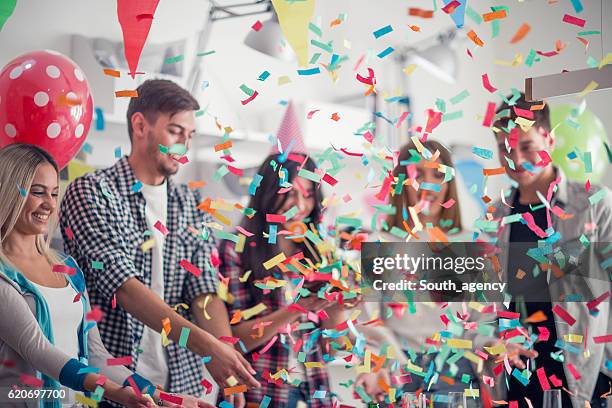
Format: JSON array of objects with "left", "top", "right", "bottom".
[{"left": 491, "top": 93, "right": 611, "bottom": 407}]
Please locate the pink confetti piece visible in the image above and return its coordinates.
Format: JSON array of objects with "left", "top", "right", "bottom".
[
  {"left": 179, "top": 259, "right": 202, "bottom": 277},
  {"left": 587, "top": 291, "right": 610, "bottom": 310},
  {"left": 95, "top": 375, "right": 107, "bottom": 386},
  {"left": 441, "top": 198, "right": 456, "bottom": 209},
  {"left": 107, "top": 356, "right": 132, "bottom": 366},
  {"left": 266, "top": 214, "right": 286, "bottom": 223},
  {"left": 227, "top": 166, "right": 243, "bottom": 176},
  {"left": 322, "top": 173, "right": 338, "bottom": 186},
  {"left": 159, "top": 392, "right": 183, "bottom": 405},
  {"left": 536, "top": 367, "right": 551, "bottom": 391},
  {"left": 236, "top": 226, "right": 254, "bottom": 237},
  {"left": 153, "top": 220, "right": 169, "bottom": 236},
  {"left": 396, "top": 111, "right": 409, "bottom": 128},
  {"left": 363, "top": 130, "right": 374, "bottom": 143},
  {"left": 549, "top": 374, "right": 563, "bottom": 387},
  {"left": 86, "top": 306, "right": 104, "bottom": 322},
  {"left": 483, "top": 102, "right": 496, "bottom": 127},
  {"left": 562, "top": 14, "right": 586, "bottom": 27},
  {"left": 425, "top": 109, "right": 442, "bottom": 132},
  {"left": 585, "top": 179, "right": 591, "bottom": 192},
  {"left": 513, "top": 106, "right": 534, "bottom": 119},
  {"left": 552, "top": 304, "right": 576, "bottom": 326},
  {"left": 52, "top": 264, "right": 76, "bottom": 275},
  {"left": 482, "top": 73, "right": 498, "bottom": 93},
  {"left": 593, "top": 334, "right": 612, "bottom": 343},
  {"left": 307, "top": 109, "right": 320, "bottom": 119},
  {"left": 64, "top": 226, "right": 74, "bottom": 240},
  {"left": 537, "top": 326, "right": 550, "bottom": 341},
  {"left": 127, "top": 375, "right": 142, "bottom": 397},
  {"left": 260, "top": 335, "right": 278, "bottom": 354},
  {"left": 200, "top": 379, "right": 213, "bottom": 394},
  {"left": 566, "top": 362, "right": 582, "bottom": 380},
  {"left": 521, "top": 212, "right": 547, "bottom": 238},
  {"left": 251, "top": 20, "right": 263, "bottom": 31},
  {"left": 240, "top": 90, "right": 259, "bottom": 105},
  {"left": 20, "top": 374, "right": 44, "bottom": 387}
]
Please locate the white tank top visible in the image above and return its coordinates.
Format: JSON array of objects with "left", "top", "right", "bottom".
[{"left": 31, "top": 281, "right": 82, "bottom": 359}]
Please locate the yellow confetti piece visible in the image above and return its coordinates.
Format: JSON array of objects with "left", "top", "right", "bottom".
[
  {"left": 406, "top": 359, "right": 423, "bottom": 373},
  {"left": 468, "top": 301, "right": 485, "bottom": 312},
  {"left": 239, "top": 269, "right": 252, "bottom": 283},
  {"left": 202, "top": 295, "right": 212, "bottom": 320},
  {"left": 140, "top": 238, "right": 156, "bottom": 252},
  {"left": 403, "top": 64, "right": 417, "bottom": 75},
  {"left": 515, "top": 117, "right": 535, "bottom": 132},
  {"left": 173, "top": 303, "right": 189, "bottom": 311},
  {"left": 465, "top": 388, "right": 480, "bottom": 397},
  {"left": 356, "top": 349, "right": 371, "bottom": 373},
  {"left": 304, "top": 361, "right": 324, "bottom": 368},
  {"left": 447, "top": 339, "right": 473, "bottom": 349},
  {"left": 217, "top": 281, "right": 229, "bottom": 302},
  {"left": 225, "top": 375, "right": 238, "bottom": 386},
  {"left": 484, "top": 343, "right": 507, "bottom": 355},
  {"left": 563, "top": 334, "right": 583, "bottom": 343},
  {"left": 241, "top": 303, "right": 268, "bottom": 320},
  {"left": 161, "top": 327, "right": 170, "bottom": 347},
  {"left": 235, "top": 234, "right": 246, "bottom": 253},
  {"left": 210, "top": 200, "right": 235, "bottom": 211},
  {"left": 278, "top": 75, "right": 291, "bottom": 85},
  {"left": 462, "top": 351, "right": 482, "bottom": 364},
  {"left": 599, "top": 52, "right": 612, "bottom": 68},
  {"left": 578, "top": 80, "right": 598, "bottom": 97},
  {"left": 263, "top": 252, "right": 287, "bottom": 270},
  {"left": 75, "top": 394, "right": 98, "bottom": 407}
]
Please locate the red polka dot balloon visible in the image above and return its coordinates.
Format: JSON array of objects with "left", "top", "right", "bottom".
[{"left": 0, "top": 50, "right": 93, "bottom": 169}]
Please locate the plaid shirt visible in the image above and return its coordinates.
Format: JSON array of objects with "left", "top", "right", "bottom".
[
  {"left": 60, "top": 157, "right": 218, "bottom": 397},
  {"left": 218, "top": 239, "right": 332, "bottom": 408}
]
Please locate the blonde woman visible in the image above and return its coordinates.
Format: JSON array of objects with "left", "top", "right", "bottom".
[
  {"left": 356, "top": 140, "right": 486, "bottom": 405},
  {"left": 0, "top": 144, "right": 210, "bottom": 408}
]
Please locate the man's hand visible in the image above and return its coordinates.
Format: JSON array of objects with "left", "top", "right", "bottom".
[
  {"left": 503, "top": 343, "right": 538, "bottom": 369},
  {"left": 297, "top": 295, "right": 333, "bottom": 312},
  {"left": 104, "top": 384, "right": 152, "bottom": 408},
  {"left": 160, "top": 394, "right": 215, "bottom": 408},
  {"left": 355, "top": 369, "right": 390, "bottom": 403},
  {"left": 204, "top": 338, "right": 261, "bottom": 390}
]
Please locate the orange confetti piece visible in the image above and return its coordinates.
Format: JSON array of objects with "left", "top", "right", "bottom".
[
  {"left": 103, "top": 69, "right": 121, "bottom": 77},
  {"left": 214, "top": 140, "right": 233, "bottom": 152},
  {"left": 482, "top": 9, "right": 507, "bottom": 22},
  {"left": 331, "top": 112, "right": 340, "bottom": 121},
  {"left": 483, "top": 167, "right": 506, "bottom": 176},
  {"left": 330, "top": 18, "right": 342, "bottom": 28},
  {"left": 115, "top": 90, "right": 138, "bottom": 98},
  {"left": 526, "top": 310, "right": 548, "bottom": 323},
  {"left": 530, "top": 102, "right": 546, "bottom": 111},
  {"left": 408, "top": 7, "right": 433, "bottom": 18},
  {"left": 229, "top": 310, "right": 242, "bottom": 324},
  {"left": 58, "top": 94, "right": 82, "bottom": 106},
  {"left": 408, "top": 25, "right": 421, "bottom": 32},
  {"left": 467, "top": 30, "right": 485, "bottom": 47},
  {"left": 223, "top": 384, "right": 247, "bottom": 395},
  {"left": 510, "top": 23, "right": 531, "bottom": 44},
  {"left": 188, "top": 180, "right": 207, "bottom": 189}
]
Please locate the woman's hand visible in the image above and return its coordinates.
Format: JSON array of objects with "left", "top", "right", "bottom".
[
  {"left": 104, "top": 385, "right": 152, "bottom": 408},
  {"left": 297, "top": 295, "right": 332, "bottom": 312},
  {"left": 160, "top": 394, "right": 215, "bottom": 408},
  {"left": 354, "top": 368, "right": 390, "bottom": 403}
]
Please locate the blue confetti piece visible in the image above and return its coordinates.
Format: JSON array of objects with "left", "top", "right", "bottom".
[
  {"left": 77, "top": 367, "right": 100, "bottom": 374},
  {"left": 258, "top": 71, "right": 270, "bottom": 81},
  {"left": 201, "top": 355, "right": 212, "bottom": 364},
  {"left": 94, "top": 107, "right": 105, "bottom": 131},
  {"left": 132, "top": 180, "right": 143, "bottom": 193},
  {"left": 268, "top": 224, "right": 277, "bottom": 244},
  {"left": 570, "top": 0, "right": 583, "bottom": 13},
  {"left": 471, "top": 146, "right": 493, "bottom": 159},
  {"left": 201, "top": 80, "right": 210, "bottom": 90},
  {"left": 312, "top": 389, "right": 327, "bottom": 399},
  {"left": 219, "top": 401, "right": 234, "bottom": 408},
  {"left": 17, "top": 185, "right": 27, "bottom": 197},
  {"left": 421, "top": 182, "right": 442, "bottom": 192},
  {"left": 377, "top": 46, "right": 395, "bottom": 59},
  {"left": 511, "top": 368, "right": 530, "bottom": 386},
  {"left": 249, "top": 174, "right": 263, "bottom": 195},
  {"left": 259, "top": 396, "right": 271, "bottom": 408},
  {"left": 373, "top": 24, "right": 393, "bottom": 38},
  {"left": 297, "top": 67, "right": 321, "bottom": 75},
  {"left": 81, "top": 143, "right": 93, "bottom": 154},
  {"left": 114, "top": 147, "right": 122, "bottom": 159}
]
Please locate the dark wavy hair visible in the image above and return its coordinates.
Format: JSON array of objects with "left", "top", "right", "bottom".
[{"left": 239, "top": 153, "right": 324, "bottom": 303}]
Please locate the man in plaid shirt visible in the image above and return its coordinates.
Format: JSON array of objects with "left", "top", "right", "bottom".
[{"left": 60, "top": 79, "right": 259, "bottom": 405}]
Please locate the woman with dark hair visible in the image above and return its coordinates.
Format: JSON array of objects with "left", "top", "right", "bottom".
[{"left": 218, "top": 153, "right": 344, "bottom": 408}]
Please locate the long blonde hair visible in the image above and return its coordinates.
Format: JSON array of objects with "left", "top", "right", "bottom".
[
  {"left": 386, "top": 139, "right": 462, "bottom": 232},
  {"left": 0, "top": 144, "right": 62, "bottom": 269}
]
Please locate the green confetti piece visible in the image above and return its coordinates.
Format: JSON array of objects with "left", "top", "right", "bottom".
[
  {"left": 91, "top": 261, "right": 104, "bottom": 270},
  {"left": 450, "top": 89, "right": 470, "bottom": 105},
  {"left": 92, "top": 385, "right": 105, "bottom": 402},
  {"left": 588, "top": 188, "right": 607, "bottom": 205},
  {"left": 195, "top": 110, "right": 205, "bottom": 117},
  {"left": 583, "top": 151, "right": 592, "bottom": 173},
  {"left": 435, "top": 98, "right": 447, "bottom": 113},
  {"left": 466, "top": 6, "right": 483, "bottom": 25},
  {"left": 336, "top": 216, "right": 362, "bottom": 228},
  {"left": 491, "top": 20, "right": 500, "bottom": 38},
  {"left": 442, "top": 111, "right": 463, "bottom": 121},
  {"left": 239, "top": 84, "right": 255, "bottom": 97},
  {"left": 586, "top": 56, "right": 599, "bottom": 68},
  {"left": 309, "top": 52, "right": 322, "bottom": 64},
  {"left": 579, "top": 234, "right": 590, "bottom": 248},
  {"left": 308, "top": 22, "right": 322, "bottom": 37},
  {"left": 216, "top": 231, "right": 239, "bottom": 243},
  {"left": 297, "top": 168, "right": 321, "bottom": 183},
  {"left": 164, "top": 55, "right": 184, "bottom": 64},
  {"left": 179, "top": 327, "right": 190, "bottom": 347},
  {"left": 304, "top": 229, "right": 323, "bottom": 245},
  {"left": 196, "top": 50, "right": 216, "bottom": 57},
  {"left": 525, "top": 49, "right": 537, "bottom": 67},
  {"left": 310, "top": 39, "right": 333, "bottom": 53},
  {"left": 169, "top": 143, "right": 187, "bottom": 155},
  {"left": 604, "top": 142, "right": 612, "bottom": 163},
  {"left": 159, "top": 144, "right": 169, "bottom": 154},
  {"left": 578, "top": 30, "right": 601, "bottom": 36},
  {"left": 214, "top": 165, "right": 230, "bottom": 181}
]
